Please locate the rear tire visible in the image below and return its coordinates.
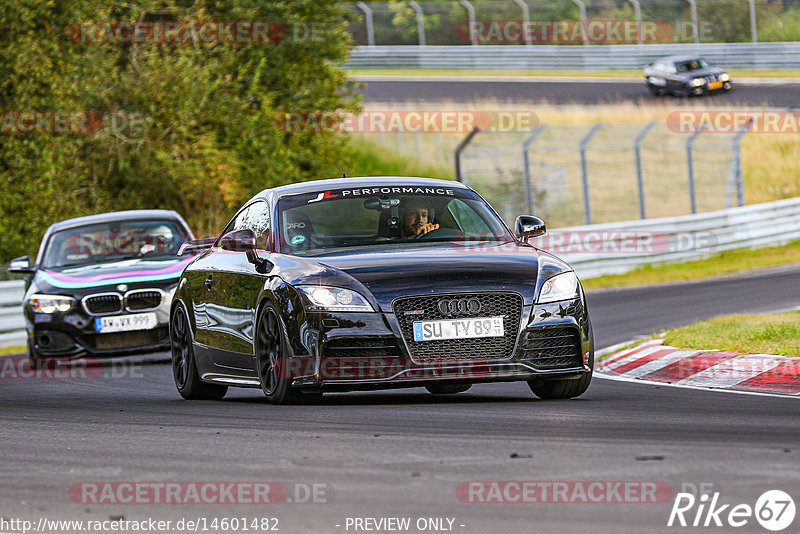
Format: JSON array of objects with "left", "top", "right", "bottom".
[
  {"left": 255, "top": 302, "right": 322, "bottom": 405},
  {"left": 425, "top": 383, "right": 472, "bottom": 395},
  {"left": 170, "top": 303, "right": 228, "bottom": 400},
  {"left": 528, "top": 319, "right": 594, "bottom": 400}
]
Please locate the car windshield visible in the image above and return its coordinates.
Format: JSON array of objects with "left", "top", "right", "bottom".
[
  {"left": 41, "top": 219, "right": 189, "bottom": 269},
  {"left": 276, "top": 185, "right": 514, "bottom": 255},
  {"left": 676, "top": 58, "right": 710, "bottom": 72}
]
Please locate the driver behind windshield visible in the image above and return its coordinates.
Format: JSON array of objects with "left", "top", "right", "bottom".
[{"left": 399, "top": 198, "right": 439, "bottom": 238}]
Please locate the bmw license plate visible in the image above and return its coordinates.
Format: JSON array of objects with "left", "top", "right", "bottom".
[
  {"left": 413, "top": 316, "right": 504, "bottom": 342},
  {"left": 95, "top": 313, "right": 157, "bottom": 333},
  {"left": 708, "top": 81, "right": 723, "bottom": 90}
]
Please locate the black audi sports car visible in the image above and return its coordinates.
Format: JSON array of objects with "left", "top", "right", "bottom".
[
  {"left": 170, "top": 177, "right": 594, "bottom": 404},
  {"left": 644, "top": 55, "right": 732, "bottom": 96},
  {"left": 8, "top": 210, "right": 194, "bottom": 362}
]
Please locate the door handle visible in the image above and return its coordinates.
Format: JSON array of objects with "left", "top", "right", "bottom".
[{"left": 204, "top": 275, "right": 214, "bottom": 291}]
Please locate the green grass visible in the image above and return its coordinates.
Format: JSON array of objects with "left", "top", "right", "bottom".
[
  {"left": 664, "top": 312, "right": 800, "bottom": 357},
  {"left": 582, "top": 239, "right": 800, "bottom": 289},
  {"left": 348, "top": 68, "right": 800, "bottom": 78},
  {"left": 0, "top": 346, "right": 26, "bottom": 356},
  {"left": 347, "top": 136, "right": 454, "bottom": 180}
]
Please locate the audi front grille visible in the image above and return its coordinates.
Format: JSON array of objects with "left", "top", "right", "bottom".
[{"left": 392, "top": 292, "right": 523, "bottom": 363}]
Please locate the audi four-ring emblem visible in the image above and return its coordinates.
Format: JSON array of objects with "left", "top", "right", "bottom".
[{"left": 437, "top": 297, "right": 481, "bottom": 316}]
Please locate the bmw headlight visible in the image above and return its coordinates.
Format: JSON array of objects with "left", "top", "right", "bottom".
[
  {"left": 538, "top": 272, "right": 579, "bottom": 304},
  {"left": 719, "top": 73, "right": 730, "bottom": 82},
  {"left": 691, "top": 78, "right": 705, "bottom": 87},
  {"left": 296, "top": 286, "right": 374, "bottom": 312},
  {"left": 28, "top": 294, "right": 74, "bottom": 313}
]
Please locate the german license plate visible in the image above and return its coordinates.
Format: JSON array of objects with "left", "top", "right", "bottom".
[
  {"left": 95, "top": 313, "right": 157, "bottom": 333},
  {"left": 413, "top": 316, "right": 504, "bottom": 342},
  {"left": 708, "top": 81, "right": 723, "bottom": 90}
]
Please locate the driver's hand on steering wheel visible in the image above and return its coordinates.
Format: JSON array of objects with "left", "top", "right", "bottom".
[{"left": 413, "top": 223, "right": 439, "bottom": 237}]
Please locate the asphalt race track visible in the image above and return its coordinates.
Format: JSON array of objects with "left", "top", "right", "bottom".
[
  {"left": 359, "top": 78, "right": 800, "bottom": 107},
  {"left": 2, "top": 264, "right": 799, "bottom": 533}
]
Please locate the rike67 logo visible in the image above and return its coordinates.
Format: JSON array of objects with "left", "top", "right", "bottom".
[{"left": 668, "top": 488, "right": 796, "bottom": 531}]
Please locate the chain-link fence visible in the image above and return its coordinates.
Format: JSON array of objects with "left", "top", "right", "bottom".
[
  {"left": 456, "top": 122, "right": 749, "bottom": 227},
  {"left": 343, "top": 0, "right": 797, "bottom": 46}
]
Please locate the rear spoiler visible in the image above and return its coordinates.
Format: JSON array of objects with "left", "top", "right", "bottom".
[{"left": 177, "top": 237, "right": 216, "bottom": 256}]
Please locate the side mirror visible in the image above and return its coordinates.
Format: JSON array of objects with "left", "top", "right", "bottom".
[
  {"left": 8, "top": 256, "right": 34, "bottom": 274},
  {"left": 515, "top": 216, "right": 546, "bottom": 244},
  {"left": 219, "top": 229, "right": 272, "bottom": 273},
  {"left": 219, "top": 229, "right": 257, "bottom": 252}
]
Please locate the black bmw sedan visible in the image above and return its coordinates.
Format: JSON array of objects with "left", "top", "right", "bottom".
[
  {"left": 9, "top": 210, "right": 194, "bottom": 363},
  {"left": 170, "top": 177, "right": 593, "bottom": 404}
]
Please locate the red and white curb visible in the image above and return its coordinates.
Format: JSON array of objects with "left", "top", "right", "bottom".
[{"left": 597, "top": 338, "right": 800, "bottom": 396}]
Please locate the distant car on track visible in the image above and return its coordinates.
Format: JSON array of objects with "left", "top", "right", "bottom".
[
  {"left": 8, "top": 210, "right": 194, "bottom": 364},
  {"left": 169, "top": 177, "right": 594, "bottom": 404},
  {"left": 644, "top": 55, "right": 732, "bottom": 96}
]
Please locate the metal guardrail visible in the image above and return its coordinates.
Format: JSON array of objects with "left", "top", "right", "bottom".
[
  {"left": 1, "top": 196, "right": 798, "bottom": 346},
  {"left": 0, "top": 281, "right": 26, "bottom": 349},
  {"left": 547, "top": 196, "right": 800, "bottom": 279},
  {"left": 346, "top": 43, "right": 800, "bottom": 70}
]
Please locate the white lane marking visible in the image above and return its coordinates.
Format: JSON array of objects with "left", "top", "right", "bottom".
[
  {"left": 596, "top": 336, "right": 657, "bottom": 358},
  {"left": 595, "top": 372, "right": 800, "bottom": 399},
  {"left": 600, "top": 343, "right": 670, "bottom": 372},
  {"left": 621, "top": 350, "right": 703, "bottom": 379},
  {"left": 675, "top": 354, "right": 787, "bottom": 388}
]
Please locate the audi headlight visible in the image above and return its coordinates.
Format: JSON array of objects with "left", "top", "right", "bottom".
[
  {"left": 691, "top": 78, "right": 705, "bottom": 87},
  {"left": 296, "top": 286, "right": 374, "bottom": 312},
  {"left": 538, "top": 272, "right": 579, "bottom": 304},
  {"left": 28, "top": 294, "right": 74, "bottom": 313},
  {"left": 719, "top": 73, "right": 730, "bottom": 82}
]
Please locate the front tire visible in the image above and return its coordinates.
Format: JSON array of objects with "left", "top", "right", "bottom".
[
  {"left": 255, "top": 302, "right": 322, "bottom": 405},
  {"left": 528, "top": 320, "right": 594, "bottom": 400},
  {"left": 170, "top": 303, "right": 227, "bottom": 400}
]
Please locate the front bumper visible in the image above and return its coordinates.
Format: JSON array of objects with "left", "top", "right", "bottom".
[
  {"left": 287, "top": 296, "right": 592, "bottom": 391},
  {"left": 25, "top": 292, "right": 174, "bottom": 359}
]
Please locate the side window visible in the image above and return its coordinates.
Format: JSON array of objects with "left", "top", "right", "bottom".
[
  {"left": 247, "top": 202, "right": 272, "bottom": 250},
  {"left": 448, "top": 199, "right": 491, "bottom": 233},
  {"left": 219, "top": 205, "right": 251, "bottom": 240},
  {"left": 219, "top": 201, "right": 271, "bottom": 250}
]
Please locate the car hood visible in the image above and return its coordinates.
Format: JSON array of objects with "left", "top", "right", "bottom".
[
  {"left": 277, "top": 242, "right": 572, "bottom": 310},
  {"left": 32, "top": 256, "right": 194, "bottom": 294}
]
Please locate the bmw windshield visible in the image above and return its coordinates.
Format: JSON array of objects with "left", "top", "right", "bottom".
[
  {"left": 277, "top": 186, "right": 514, "bottom": 255},
  {"left": 41, "top": 220, "right": 189, "bottom": 269}
]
